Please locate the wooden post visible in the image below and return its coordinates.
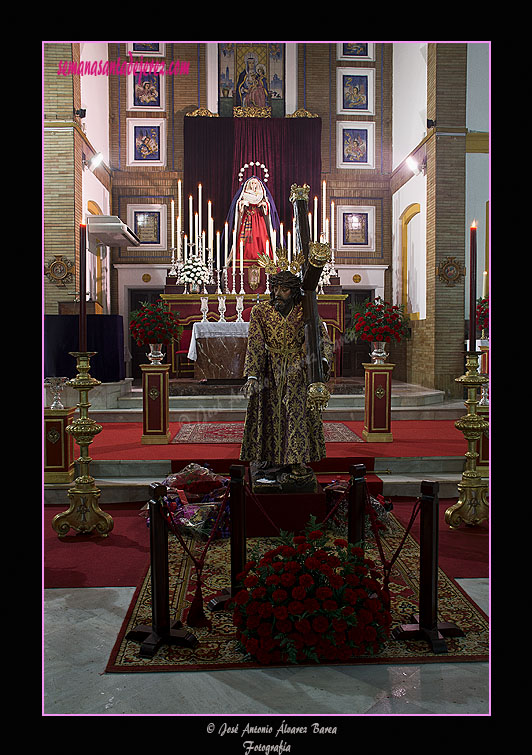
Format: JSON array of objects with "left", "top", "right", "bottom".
[
  {"left": 208, "top": 464, "right": 247, "bottom": 611},
  {"left": 141, "top": 364, "right": 171, "bottom": 444},
  {"left": 362, "top": 362, "right": 395, "bottom": 442},
  {"left": 348, "top": 463, "right": 366, "bottom": 548},
  {"left": 126, "top": 483, "right": 198, "bottom": 658},
  {"left": 391, "top": 481, "right": 464, "bottom": 653}
]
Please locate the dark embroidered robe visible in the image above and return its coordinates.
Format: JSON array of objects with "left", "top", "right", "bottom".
[{"left": 240, "top": 301, "right": 333, "bottom": 465}]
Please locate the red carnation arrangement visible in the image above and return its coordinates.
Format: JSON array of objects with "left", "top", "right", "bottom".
[
  {"left": 346, "top": 297, "right": 410, "bottom": 344},
  {"left": 231, "top": 518, "right": 391, "bottom": 665},
  {"left": 476, "top": 296, "right": 489, "bottom": 334},
  {"left": 129, "top": 300, "right": 183, "bottom": 346}
]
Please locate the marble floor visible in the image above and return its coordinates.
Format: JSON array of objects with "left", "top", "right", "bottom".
[{"left": 43, "top": 578, "right": 489, "bottom": 717}]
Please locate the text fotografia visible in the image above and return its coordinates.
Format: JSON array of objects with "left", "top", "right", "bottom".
[
  {"left": 208, "top": 720, "right": 339, "bottom": 752},
  {"left": 57, "top": 53, "right": 190, "bottom": 77}
]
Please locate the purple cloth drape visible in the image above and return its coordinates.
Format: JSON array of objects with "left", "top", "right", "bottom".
[{"left": 184, "top": 116, "right": 322, "bottom": 264}]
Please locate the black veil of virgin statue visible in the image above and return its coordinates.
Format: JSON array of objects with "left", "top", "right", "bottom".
[{"left": 183, "top": 115, "right": 321, "bottom": 265}]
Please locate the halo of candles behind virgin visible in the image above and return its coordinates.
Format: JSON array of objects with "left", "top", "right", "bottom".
[
  {"left": 175, "top": 181, "right": 335, "bottom": 274},
  {"left": 469, "top": 221, "right": 477, "bottom": 351}
]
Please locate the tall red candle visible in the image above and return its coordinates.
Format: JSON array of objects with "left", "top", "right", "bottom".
[
  {"left": 469, "top": 221, "right": 477, "bottom": 351},
  {"left": 79, "top": 223, "right": 87, "bottom": 352}
]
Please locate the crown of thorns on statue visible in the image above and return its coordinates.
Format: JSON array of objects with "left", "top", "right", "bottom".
[{"left": 269, "top": 270, "right": 303, "bottom": 304}]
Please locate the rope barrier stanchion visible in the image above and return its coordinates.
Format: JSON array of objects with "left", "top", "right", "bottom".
[
  {"left": 126, "top": 483, "right": 199, "bottom": 658},
  {"left": 208, "top": 464, "right": 247, "bottom": 612},
  {"left": 391, "top": 480, "right": 464, "bottom": 653},
  {"left": 348, "top": 463, "right": 366, "bottom": 548}
]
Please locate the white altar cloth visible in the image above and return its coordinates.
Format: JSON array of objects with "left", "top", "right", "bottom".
[{"left": 187, "top": 321, "right": 250, "bottom": 361}]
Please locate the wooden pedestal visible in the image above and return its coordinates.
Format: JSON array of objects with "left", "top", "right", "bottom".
[
  {"left": 141, "top": 364, "right": 171, "bottom": 444},
  {"left": 362, "top": 362, "right": 395, "bottom": 442},
  {"left": 44, "top": 407, "right": 76, "bottom": 483}
]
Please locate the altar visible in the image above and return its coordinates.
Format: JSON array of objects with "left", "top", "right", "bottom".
[
  {"left": 188, "top": 321, "right": 249, "bottom": 380},
  {"left": 161, "top": 285, "right": 347, "bottom": 380}
]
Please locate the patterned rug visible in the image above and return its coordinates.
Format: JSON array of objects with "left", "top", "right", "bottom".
[
  {"left": 106, "top": 516, "right": 489, "bottom": 673},
  {"left": 172, "top": 422, "right": 363, "bottom": 445}
]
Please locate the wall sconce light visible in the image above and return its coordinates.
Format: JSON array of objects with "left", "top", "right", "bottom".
[
  {"left": 406, "top": 156, "right": 427, "bottom": 177},
  {"left": 82, "top": 152, "right": 104, "bottom": 172}
]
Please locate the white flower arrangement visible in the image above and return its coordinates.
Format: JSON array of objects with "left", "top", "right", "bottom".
[{"left": 178, "top": 256, "right": 210, "bottom": 286}]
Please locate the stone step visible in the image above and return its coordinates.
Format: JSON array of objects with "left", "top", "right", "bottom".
[{"left": 44, "top": 456, "right": 467, "bottom": 505}]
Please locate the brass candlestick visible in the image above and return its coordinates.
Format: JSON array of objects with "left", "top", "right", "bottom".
[
  {"left": 445, "top": 352, "right": 489, "bottom": 529},
  {"left": 51, "top": 352, "right": 114, "bottom": 538}
]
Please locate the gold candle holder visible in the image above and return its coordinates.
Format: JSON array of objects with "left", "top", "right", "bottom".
[
  {"left": 445, "top": 352, "right": 489, "bottom": 529},
  {"left": 51, "top": 352, "right": 114, "bottom": 538}
]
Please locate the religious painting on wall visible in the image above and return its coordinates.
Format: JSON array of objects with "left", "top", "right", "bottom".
[
  {"left": 127, "top": 71, "right": 165, "bottom": 111},
  {"left": 218, "top": 43, "right": 285, "bottom": 117},
  {"left": 336, "top": 67, "right": 375, "bottom": 115},
  {"left": 336, "top": 205, "right": 376, "bottom": 254},
  {"left": 126, "top": 43, "right": 165, "bottom": 57},
  {"left": 336, "top": 122, "right": 375, "bottom": 169},
  {"left": 337, "top": 43, "right": 375, "bottom": 61},
  {"left": 126, "top": 204, "right": 167, "bottom": 251},
  {"left": 127, "top": 118, "right": 167, "bottom": 167}
]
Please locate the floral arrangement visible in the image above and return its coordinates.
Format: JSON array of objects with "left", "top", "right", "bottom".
[
  {"left": 129, "top": 300, "right": 183, "bottom": 346},
  {"left": 345, "top": 297, "right": 410, "bottom": 344},
  {"left": 178, "top": 256, "right": 210, "bottom": 288},
  {"left": 476, "top": 296, "right": 489, "bottom": 334},
  {"left": 231, "top": 518, "right": 391, "bottom": 665}
]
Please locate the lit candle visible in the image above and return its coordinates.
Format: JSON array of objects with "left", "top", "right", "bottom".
[
  {"left": 171, "top": 199, "right": 175, "bottom": 249},
  {"left": 79, "top": 223, "right": 87, "bottom": 352},
  {"left": 469, "top": 221, "right": 477, "bottom": 350},
  {"left": 195, "top": 213, "right": 199, "bottom": 253},
  {"left": 331, "top": 201, "right": 335, "bottom": 249},
  {"left": 216, "top": 231, "right": 221, "bottom": 271},
  {"left": 224, "top": 222, "right": 229, "bottom": 267},
  {"left": 177, "top": 214, "right": 181, "bottom": 259},
  {"left": 280, "top": 222, "right": 284, "bottom": 248},
  {"left": 287, "top": 231, "right": 291, "bottom": 262},
  {"left": 198, "top": 184, "right": 202, "bottom": 243},
  {"left": 202, "top": 230, "right": 206, "bottom": 262},
  {"left": 178, "top": 179, "right": 182, "bottom": 223},
  {"left": 322, "top": 181, "right": 326, "bottom": 239},
  {"left": 208, "top": 200, "right": 212, "bottom": 255},
  {"left": 189, "top": 195, "right": 193, "bottom": 244},
  {"left": 240, "top": 239, "right": 244, "bottom": 272},
  {"left": 184, "top": 234, "right": 188, "bottom": 262},
  {"left": 482, "top": 270, "right": 488, "bottom": 299},
  {"left": 313, "top": 196, "right": 318, "bottom": 241}
]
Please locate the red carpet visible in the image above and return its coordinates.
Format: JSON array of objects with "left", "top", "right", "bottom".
[
  {"left": 392, "top": 498, "right": 489, "bottom": 579},
  {"left": 88, "top": 420, "right": 466, "bottom": 465},
  {"left": 43, "top": 504, "right": 150, "bottom": 588}
]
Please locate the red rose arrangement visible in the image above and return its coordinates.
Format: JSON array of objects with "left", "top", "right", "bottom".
[
  {"left": 476, "top": 296, "right": 488, "bottom": 334},
  {"left": 346, "top": 297, "right": 409, "bottom": 344},
  {"left": 231, "top": 519, "right": 391, "bottom": 665},
  {"left": 129, "top": 300, "right": 183, "bottom": 346}
]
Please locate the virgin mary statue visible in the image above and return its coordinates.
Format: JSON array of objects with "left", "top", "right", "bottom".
[{"left": 224, "top": 176, "right": 280, "bottom": 263}]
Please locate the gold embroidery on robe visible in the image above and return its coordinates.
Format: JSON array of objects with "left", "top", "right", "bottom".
[{"left": 240, "top": 302, "right": 333, "bottom": 465}]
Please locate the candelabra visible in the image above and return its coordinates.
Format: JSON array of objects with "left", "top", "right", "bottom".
[
  {"left": 200, "top": 296, "right": 209, "bottom": 322},
  {"left": 52, "top": 352, "right": 113, "bottom": 538},
  {"left": 236, "top": 295, "right": 244, "bottom": 322},
  {"left": 168, "top": 247, "right": 179, "bottom": 278},
  {"left": 444, "top": 351, "right": 489, "bottom": 529},
  {"left": 218, "top": 295, "right": 227, "bottom": 322}
]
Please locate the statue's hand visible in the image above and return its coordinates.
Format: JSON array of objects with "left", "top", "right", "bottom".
[{"left": 242, "top": 378, "right": 259, "bottom": 398}]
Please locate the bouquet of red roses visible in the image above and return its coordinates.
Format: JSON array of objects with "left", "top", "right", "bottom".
[
  {"left": 346, "top": 297, "right": 409, "bottom": 344},
  {"left": 231, "top": 518, "right": 391, "bottom": 665},
  {"left": 476, "top": 296, "right": 489, "bottom": 334},
  {"left": 129, "top": 300, "right": 183, "bottom": 346}
]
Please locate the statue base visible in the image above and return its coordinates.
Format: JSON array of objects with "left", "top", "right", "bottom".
[{"left": 250, "top": 461, "right": 318, "bottom": 494}]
